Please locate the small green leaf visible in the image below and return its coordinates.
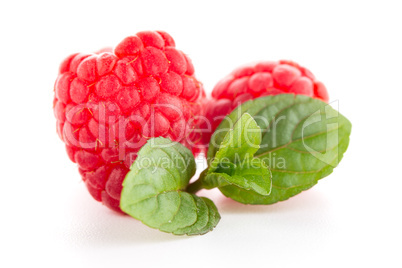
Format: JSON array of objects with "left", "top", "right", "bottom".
[
  {"left": 120, "top": 137, "right": 220, "bottom": 235},
  {"left": 202, "top": 113, "right": 272, "bottom": 197},
  {"left": 210, "top": 113, "right": 261, "bottom": 169},
  {"left": 208, "top": 94, "right": 352, "bottom": 204}
]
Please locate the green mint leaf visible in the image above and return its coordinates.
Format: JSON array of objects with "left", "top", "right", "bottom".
[
  {"left": 205, "top": 158, "right": 272, "bottom": 196},
  {"left": 120, "top": 137, "right": 220, "bottom": 235},
  {"left": 202, "top": 113, "right": 272, "bottom": 196},
  {"left": 210, "top": 113, "right": 261, "bottom": 168},
  {"left": 207, "top": 94, "right": 352, "bottom": 204}
]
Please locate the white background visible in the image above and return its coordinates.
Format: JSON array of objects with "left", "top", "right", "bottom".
[{"left": 1, "top": 0, "right": 401, "bottom": 267}]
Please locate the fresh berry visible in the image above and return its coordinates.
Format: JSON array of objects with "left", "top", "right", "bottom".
[
  {"left": 53, "top": 31, "right": 206, "bottom": 213},
  {"left": 200, "top": 60, "right": 329, "bottom": 147}
]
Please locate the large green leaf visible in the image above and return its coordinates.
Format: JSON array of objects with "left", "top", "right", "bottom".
[
  {"left": 120, "top": 137, "right": 220, "bottom": 235},
  {"left": 208, "top": 94, "right": 352, "bottom": 204}
]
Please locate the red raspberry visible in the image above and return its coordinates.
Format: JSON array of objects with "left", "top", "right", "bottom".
[
  {"left": 53, "top": 31, "right": 206, "bottom": 213},
  {"left": 201, "top": 60, "right": 329, "bottom": 147}
]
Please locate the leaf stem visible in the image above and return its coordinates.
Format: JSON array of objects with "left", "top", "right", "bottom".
[
  {"left": 186, "top": 178, "right": 205, "bottom": 194},
  {"left": 186, "top": 169, "right": 208, "bottom": 194}
]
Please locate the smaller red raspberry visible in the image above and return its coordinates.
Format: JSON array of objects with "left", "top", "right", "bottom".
[{"left": 201, "top": 60, "right": 329, "bottom": 148}]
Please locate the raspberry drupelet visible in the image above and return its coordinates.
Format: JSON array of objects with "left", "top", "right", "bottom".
[
  {"left": 53, "top": 31, "right": 206, "bottom": 213},
  {"left": 200, "top": 60, "right": 329, "bottom": 147}
]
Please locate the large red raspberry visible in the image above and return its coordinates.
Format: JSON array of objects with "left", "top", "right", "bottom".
[
  {"left": 53, "top": 31, "right": 206, "bottom": 213},
  {"left": 200, "top": 60, "right": 329, "bottom": 147}
]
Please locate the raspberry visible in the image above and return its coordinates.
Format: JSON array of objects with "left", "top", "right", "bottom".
[
  {"left": 53, "top": 31, "right": 206, "bottom": 213},
  {"left": 201, "top": 60, "right": 329, "bottom": 147}
]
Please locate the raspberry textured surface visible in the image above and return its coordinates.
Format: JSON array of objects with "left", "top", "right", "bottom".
[
  {"left": 53, "top": 31, "right": 206, "bottom": 213},
  {"left": 201, "top": 60, "right": 329, "bottom": 147}
]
